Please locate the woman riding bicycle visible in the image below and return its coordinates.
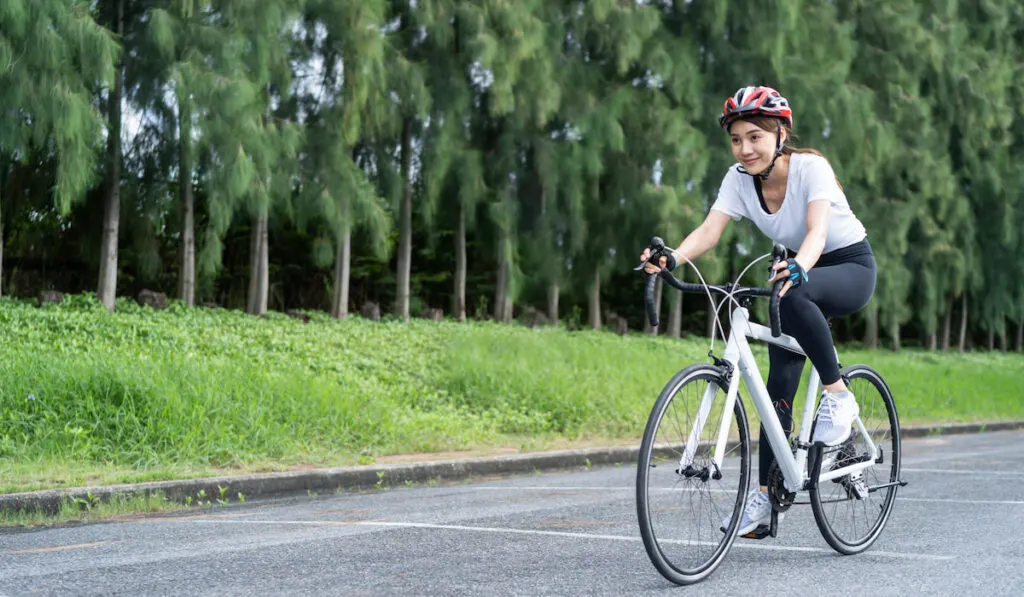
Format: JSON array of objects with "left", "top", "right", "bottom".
[{"left": 639, "top": 85, "right": 877, "bottom": 537}]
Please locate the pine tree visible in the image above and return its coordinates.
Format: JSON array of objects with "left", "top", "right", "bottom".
[
  {"left": 416, "top": 0, "right": 488, "bottom": 322},
  {"left": 211, "top": 0, "right": 304, "bottom": 316},
  {"left": 140, "top": 0, "right": 231, "bottom": 306},
  {"left": 375, "top": 0, "right": 431, "bottom": 321},
  {"left": 0, "top": 1, "right": 116, "bottom": 298},
  {"left": 297, "top": 0, "right": 392, "bottom": 319}
]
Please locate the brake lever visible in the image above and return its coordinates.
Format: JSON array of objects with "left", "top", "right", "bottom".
[{"left": 634, "top": 236, "right": 669, "bottom": 272}]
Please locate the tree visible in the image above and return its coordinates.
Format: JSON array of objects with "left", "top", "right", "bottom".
[
  {"left": 296, "top": 0, "right": 392, "bottom": 319},
  {"left": 95, "top": 0, "right": 138, "bottom": 311},
  {"left": 141, "top": 0, "right": 232, "bottom": 306},
  {"left": 416, "top": 0, "right": 488, "bottom": 322},
  {"left": 0, "top": 1, "right": 116, "bottom": 299},
  {"left": 373, "top": 0, "right": 431, "bottom": 322},
  {"left": 209, "top": 0, "right": 304, "bottom": 316}
]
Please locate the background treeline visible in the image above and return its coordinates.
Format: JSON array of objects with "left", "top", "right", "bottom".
[{"left": 1, "top": 0, "right": 1022, "bottom": 352}]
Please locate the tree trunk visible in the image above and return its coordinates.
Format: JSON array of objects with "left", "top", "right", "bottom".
[
  {"left": 178, "top": 99, "right": 195, "bottom": 306},
  {"left": 0, "top": 191, "right": 4, "bottom": 298},
  {"left": 247, "top": 215, "right": 259, "bottom": 311},
  {"left": 259, "top": 216, "right": 269, "bottom": 313},
  {"left": 540, "top": 186, "right": 559, "bottom": 326},
  {"left": 494, "top": 236, "right": 508, "bottom": 321},
  {"left": 547, "top": 282, "right": 559, "bottom": 326},
  {"left": 940, "top": 293, "right": 953, "bottom": 350},
  {"left": 864, "top": 304, "right": 879, "bottom": 350},
  {"left": 246, "top": 214, "right": 268, "bottom": 315},
  {"left": 589, "top": 267, "right": 601, "bottom": 330},
  {"left": 330, "top": 218, "right": 351, "bottom": 319},
  {"left": 1016, "top": 319, "right": 1023, "bottom": 353},
  {"left": 503, "top": 285, "right": 514, "bottom": 322},
  {"left": 644, "top": 277, "right": 663, "bottom": 335},
  {"left": 998, "top": 315, "right": 1007, "bottom": 351},
  {"left": 958, "top": 294, "right": 968, "bottom": 352},
  {"left": 888, "top": 314, "right": 901, "bottom": 352},
  {"left": 925, "top": 329, "right": 936, "bottom": 351},
  {"left": 396, "top": 116, "right": 413, "bottom": 321},
  {"left": 97, "top": 0, "right": 124, "bottom": 312},
  {"left": 986, "top": 329, "right": 995, "bottom": 351},
  {"left": 667, "top": 286, "right": 682, "bottom": 338},
  {"left": 454, "top": 201, "right": 467, "bottom": 322}
]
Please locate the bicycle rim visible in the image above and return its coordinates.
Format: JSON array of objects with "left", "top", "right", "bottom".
[
  {"left": 636, "top": 364, "right": 750, "bottom": 585},
  {"left": 810, "top": 364, "right": 901, "bottom": 554}
]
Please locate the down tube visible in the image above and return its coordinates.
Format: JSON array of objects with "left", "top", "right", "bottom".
[
  {"left": 712, "top": 341, "right": 742, "bottom": 469},
  {"left": 737, "top": 339, "right": 803, "bottom": 489}
]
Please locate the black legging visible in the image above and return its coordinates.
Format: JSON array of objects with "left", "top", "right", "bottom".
[{"left": 758, "top": 242, "right": 877, "bottom": 486}]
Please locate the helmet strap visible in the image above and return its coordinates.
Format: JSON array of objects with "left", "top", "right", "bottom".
[{"left": 737, "top": 121, "right": 785, "bottom": 181}]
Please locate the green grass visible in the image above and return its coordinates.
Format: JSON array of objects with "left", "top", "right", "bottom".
[{"left": 1, "top": 293, "right": 1022, "bottom": 494}]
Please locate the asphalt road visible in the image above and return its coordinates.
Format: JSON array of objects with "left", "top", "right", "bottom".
[{"left": 1, "top": 430, "right": 1022, "bottom": 596}]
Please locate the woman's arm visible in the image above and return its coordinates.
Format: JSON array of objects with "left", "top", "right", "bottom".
[
  {"left": 670, "top": 210, "right": 732, "bottom": 264},
  {"left": 792, "top": 200, "right": 830, "bottom": 270},
  {"left": 771, "top": 200, "right": 830, "bottom": 296}
]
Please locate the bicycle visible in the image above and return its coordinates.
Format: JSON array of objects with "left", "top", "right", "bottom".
[{"left": 634, "top": 237, "right": 906, "bottom": 585}]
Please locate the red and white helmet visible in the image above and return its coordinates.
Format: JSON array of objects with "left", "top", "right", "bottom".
[{"left": 719, "top": 86, "right": 793, "bottom": 130}]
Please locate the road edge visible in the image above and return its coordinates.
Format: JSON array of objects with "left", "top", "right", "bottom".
[{"left": 3, "top": 420, "right": 1022, "bottom": 515}]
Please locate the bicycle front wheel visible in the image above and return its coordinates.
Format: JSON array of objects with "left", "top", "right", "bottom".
[
  {"left": 810, "top": 364, "right": 902, "bottom": 554},
  {"left": 636, "top": 363, "right": 751, "bottom": 585}
]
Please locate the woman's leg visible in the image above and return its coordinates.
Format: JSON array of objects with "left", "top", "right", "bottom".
[
  {"left": 778, "top": 262, "right": 876, "bottom": 385},
  {"left": 760, "top": 345, "right": 805, "bottom": 487},
  {"left": 776, "top": 260, "right": 877, "bottom": 445}
]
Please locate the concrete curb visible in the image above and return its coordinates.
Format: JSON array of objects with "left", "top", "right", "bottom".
[{"left": 3, "top": 420, "right": 1022, "bottom": 516}]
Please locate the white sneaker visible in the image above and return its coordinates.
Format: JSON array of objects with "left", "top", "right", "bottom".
[
  {"left": 720, "top": 489, "right": 782, "bottom": 536},
  {"left": 813, "top": 390, "right": 859, "bottom": 446}
]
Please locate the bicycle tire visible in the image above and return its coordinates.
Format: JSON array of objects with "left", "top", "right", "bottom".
[
  {"left": 810, "top": 364, "right": 901, "bottom": 555},
  {"left": 636, "top": 363, "right": 751, "bottom": 585}
]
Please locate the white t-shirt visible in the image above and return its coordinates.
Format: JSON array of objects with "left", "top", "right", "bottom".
[{"left": 710, "top": 153, "right": 866, "bottom": 253}]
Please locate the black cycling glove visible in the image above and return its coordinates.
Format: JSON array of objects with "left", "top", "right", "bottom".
[{"left": 785, "top": 260, "right": 808, "bottom": 287}]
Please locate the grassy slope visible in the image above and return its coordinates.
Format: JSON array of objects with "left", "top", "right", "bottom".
[{"left": 1, "top": 295, "right": 1021, "bottom": 493}]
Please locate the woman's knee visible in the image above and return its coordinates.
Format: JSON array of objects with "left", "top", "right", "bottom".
[
  {"left": 779, "top": 288, "right": 815, "bottom": 325},
  {"left": 766, "top": 374, "right": 798, "bottom": 405}
]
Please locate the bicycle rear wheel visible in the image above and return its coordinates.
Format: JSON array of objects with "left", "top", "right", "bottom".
[
  {"left": 636, "top": 363, "right": 751, "bottom": 585},
  {"left": 810, "top": 364, "right": 901, "bottom": 554}
]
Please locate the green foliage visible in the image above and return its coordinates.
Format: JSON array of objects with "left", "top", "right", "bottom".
[
  {"left": 3, "top": 0, "right": 1024, "bottom": 350},
  {"left": 0, "top": 0, "right": 117, "bottom": 211}
]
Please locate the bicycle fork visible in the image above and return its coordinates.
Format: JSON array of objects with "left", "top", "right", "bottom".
[{"left": 679, "top": 342, "right": 745, "bottom": 479}]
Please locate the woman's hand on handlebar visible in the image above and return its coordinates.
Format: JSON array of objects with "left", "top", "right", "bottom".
[
  {"left": 769, "top": 258, "right": 808, "bottom": 298},
  {"left": 639, "top": 247, "right": 669, "bottom": 274}
]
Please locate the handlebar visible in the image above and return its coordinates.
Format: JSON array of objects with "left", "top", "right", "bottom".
[{"left": 637, "top": 237, "right": 789, "bottom": 337}]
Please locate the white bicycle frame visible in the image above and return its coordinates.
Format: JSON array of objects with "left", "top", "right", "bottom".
[{"left": 681, "top": 304, "right": 879, "bottom": 493}]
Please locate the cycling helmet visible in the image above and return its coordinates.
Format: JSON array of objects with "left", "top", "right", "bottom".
[
  {"left": 720, "top": 86, "right": 793, "bottom": 180},
  {"left": 719, "top": 86, "right": 793, "bottom": 130}
]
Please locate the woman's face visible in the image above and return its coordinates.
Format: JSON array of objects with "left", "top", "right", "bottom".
[{"left": 729, "top": 120, "right": 784, "bottom": 175}]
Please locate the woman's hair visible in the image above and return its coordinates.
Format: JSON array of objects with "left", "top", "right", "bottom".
[{"left": 733, "top": 115, "right": 842, "bottom": 187}]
